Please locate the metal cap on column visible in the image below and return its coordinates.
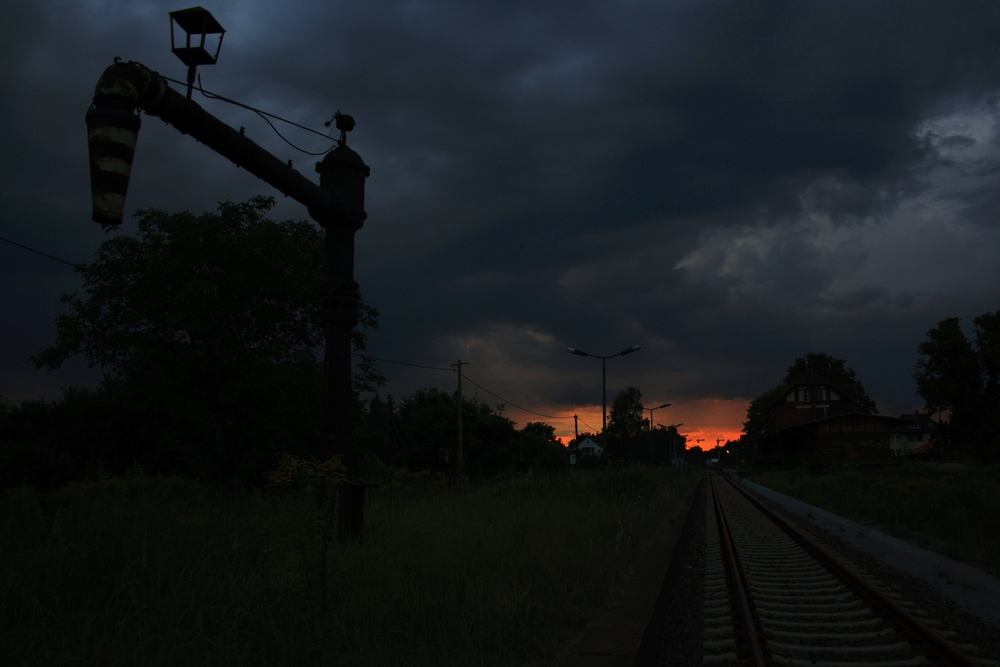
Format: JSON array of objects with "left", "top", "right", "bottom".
[{"left": 315, "top": 112, "right": 370, "bottom": 229}]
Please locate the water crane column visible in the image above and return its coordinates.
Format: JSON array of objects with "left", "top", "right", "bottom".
[{"left": 85, "top": 13, "right": 371, "bottom": 538}]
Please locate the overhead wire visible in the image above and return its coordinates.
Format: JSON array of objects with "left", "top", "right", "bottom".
[
  {"left": 462, "top": 375, "right": 570, "bottom": 420},
  {"left": 353, "top": 352, "right": 454, "bottom": 372},
  {"left": 0, "top": 235, "right": 80, "bottom": 268},
  {"left": 6, "top": 237, "right": 595, "bottom": 427},
  {"left": 355, "top": 352, "right": 577, "bottom": 421},
  {"left": 159, "top": 73, "right": 337, "bottom": 156}
]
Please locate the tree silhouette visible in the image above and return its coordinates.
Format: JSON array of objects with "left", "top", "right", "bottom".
[
  {"left": 32, "top": 196, "right": 383, "bottom": 480},
  {"left": 916, "top": 312, "right": 1000, "bottom": 462}
]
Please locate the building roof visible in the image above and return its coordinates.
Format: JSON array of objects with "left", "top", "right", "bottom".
[{"left": 766, "top": 375, "right": 864, "bottom": 409}]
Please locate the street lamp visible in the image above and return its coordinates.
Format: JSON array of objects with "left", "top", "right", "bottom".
[
  {"left": 567, "top": 344, "right": 641, "bottom": 458},
  {"left": 641, "top": 403, "right": 670, "bottom": 464},
  {"left": 658, "top": 422, "right": 684, "bottom": 464}
]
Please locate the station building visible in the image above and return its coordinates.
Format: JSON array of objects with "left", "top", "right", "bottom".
[{"left": 753, "top": 375, "right": 918, "bottom": 465}]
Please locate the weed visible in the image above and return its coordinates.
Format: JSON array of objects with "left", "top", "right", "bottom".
[{"left": 0, "top": 465, "right": 698, "bottom": 666}]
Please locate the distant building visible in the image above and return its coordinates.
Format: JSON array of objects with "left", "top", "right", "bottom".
[
  {"left": 768, "top": 374, "right": 867, "bottom": 432},
  {"left": 755, "top": 374, "right": 908, "bottom": 464},
  {"left": 576, "top": 437, "right": 605, "bottom": 457},
  {"left": 889, "top": 413, "right": 937, "bottom": 457}
]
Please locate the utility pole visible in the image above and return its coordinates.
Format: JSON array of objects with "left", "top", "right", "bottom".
[
  {"left": 573, "top": 414, "right": 579, "bottom": 442},
  {"left": 662, "top": 423, "right": 684, "bottom": 464},
  {"left": 716, "top": 437, "right": 724, "bottom": 467},
  {"left": 642, "top": 402, "right": 671, "bottom": 465},
  {"left": 452, "top": 360, "right": 468, "bottom": 475}
]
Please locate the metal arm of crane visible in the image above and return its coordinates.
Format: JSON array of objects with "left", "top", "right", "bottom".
[{"left": 86, "top": 60, "right": 353, "bottom": 227}]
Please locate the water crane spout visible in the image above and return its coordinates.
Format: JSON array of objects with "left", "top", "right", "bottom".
[{"left": 85, "top": 63, "right": 147, "bottom": 227}]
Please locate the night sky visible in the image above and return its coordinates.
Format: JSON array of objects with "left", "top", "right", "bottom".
[{"left": 3, "top": 1, "right": 1000, "bottom": 443}]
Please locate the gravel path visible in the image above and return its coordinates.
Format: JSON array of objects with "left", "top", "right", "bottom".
[{"left": 657, "top": 480, "right": 707, "bottom": 667}]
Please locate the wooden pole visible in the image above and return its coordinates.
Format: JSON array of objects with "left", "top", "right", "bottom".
[{"left": 452, "top": 360, "right": 468, "bottom": 475}]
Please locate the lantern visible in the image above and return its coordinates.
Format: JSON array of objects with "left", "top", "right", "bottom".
[{"left": 169, "top": 6, "right": 225, "bottom": 98}]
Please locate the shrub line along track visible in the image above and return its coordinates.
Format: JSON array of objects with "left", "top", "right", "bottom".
[{"left": 706, "top": 473, "right": 992, "bottom": 667}]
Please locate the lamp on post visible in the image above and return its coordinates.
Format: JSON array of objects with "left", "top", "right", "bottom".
[
  {"left": 169, "top": 6, "right": 226, "bottom": 99},
  {"left": 659, "top": 423, "right": 684, "bottom": 465},
  {"left": 641, "top": 403, "right": 670, "bottom": 464},
  {"left": 566, "top": 344, "right": 641, "bottom": 459}
]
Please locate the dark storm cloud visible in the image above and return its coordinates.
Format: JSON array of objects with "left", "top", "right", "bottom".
[
  {"left": 956, "top": 186, "right": 1000, "bottom": 226},
  {"left": 4, "top": 0, "right": 1000, "bottom": 421},
  {"left": 940, "top": 135, "right": 978, "bottom": 150}
]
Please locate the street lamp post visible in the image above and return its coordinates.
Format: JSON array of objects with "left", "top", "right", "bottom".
[
  {"left": 567, "top": 344, "right": 641, "bottom": 458},
  {"left": 659, "top": 422, "right": 684, "bottom": 464},
  {"left": 642, "top": 403, "right": 670, "bottom": 464}
]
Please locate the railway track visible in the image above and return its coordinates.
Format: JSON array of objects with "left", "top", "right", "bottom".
[{"left": 702, "top": 473, "right": 998, "bottom": 667}]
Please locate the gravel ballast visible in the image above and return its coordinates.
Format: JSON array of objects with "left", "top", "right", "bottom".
[
  {"left": 656, "top": 473, "right": 1000, "bottom": 665},
  {"left": 734, "top": 474, "right": 1000, "bottom": 663},
  {"left": 737, "top": 475, "right": 1000, "bottom": 628}
]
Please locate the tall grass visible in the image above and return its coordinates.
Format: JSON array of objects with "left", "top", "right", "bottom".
[
  {"left": 0, "top": 465, "right": 698, "bottom": 666},
  {"left": 746, "top": 463, "right": 1000, "bottom": 575}
]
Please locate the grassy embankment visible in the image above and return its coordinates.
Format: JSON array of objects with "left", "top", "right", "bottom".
[
  {"left": 0, "top": 465, "right": 698, "bottom": 666},
  {"left": 744, "top": 463, "right": 1000, "bottom": 576}
]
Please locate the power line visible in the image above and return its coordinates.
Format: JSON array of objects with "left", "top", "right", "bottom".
[
  {"left": 463, "top": 375, "right": 571, "bottom": 420},
  {"left": 0, "top": 235, "right": 79, "bottom": 268},
  {"left": 3, "top": 236, "right": 632, "bottom": 433},
  {"left": 2, "top": 237, "right": 599, "bottom": 427},
  {"left": 577, "top": 417, "right": 600, "bottom": 433},
  {"left": 355, "top": 352, "right": 581, "bottom": 422},
  {"left": 353, "top": 352, "right": 454, "bottom": 372}
]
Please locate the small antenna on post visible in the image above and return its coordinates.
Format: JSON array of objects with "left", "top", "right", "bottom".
[{"left": 325, "top": 110, "right": 355, "bottom": 146}]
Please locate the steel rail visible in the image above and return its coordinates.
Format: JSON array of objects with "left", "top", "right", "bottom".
[
  {"left": 719, "top": 473, "right": 979, "bottom": 667},
  {"left": 710, "top": 474, "right": 768, "bottom": 667}
]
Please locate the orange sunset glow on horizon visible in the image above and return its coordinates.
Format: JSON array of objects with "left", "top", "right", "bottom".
[{"left": 500, "top": 398, "right": 749, "bottom": 448}]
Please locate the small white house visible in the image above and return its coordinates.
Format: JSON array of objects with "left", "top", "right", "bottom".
[{"left": 577, "top": 437, "right": 605, "bottom": 456}]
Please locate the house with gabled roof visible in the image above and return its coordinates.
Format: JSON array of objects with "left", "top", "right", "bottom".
[
  {"left": 889, "top": 413, "right": 938, "bottom": 457},
  {"left": 767, "top": 373, "right": 867, "bottom": 432},
  {"left": 575, "top": 437, "right": 604, "bottom": 457},
  {"left": 755, "top": 374, "right": 908, "bottom": 465}
]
